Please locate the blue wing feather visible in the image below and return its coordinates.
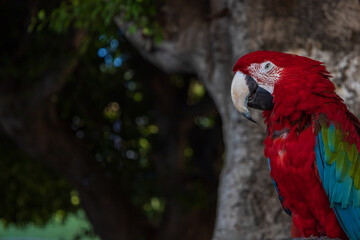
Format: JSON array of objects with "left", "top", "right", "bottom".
[
  {"left": 334, "top": 206, "right": 360, "bottom": 240},
  {"left": 315, "top": 123, "right": 360, "bottom": 240}
]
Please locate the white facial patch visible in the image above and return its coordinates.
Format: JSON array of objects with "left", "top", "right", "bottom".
[{"left": 248, "top": 62, "right": 283, "bottom": 94}]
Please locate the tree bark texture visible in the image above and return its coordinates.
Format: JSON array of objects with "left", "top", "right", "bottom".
[{"left": 116, "top": 0, "right": 360, "bottom": 239}]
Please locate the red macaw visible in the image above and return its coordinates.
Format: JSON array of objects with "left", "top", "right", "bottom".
[{"left": 231, "top": 51, "right": 360, "bottom": 240}]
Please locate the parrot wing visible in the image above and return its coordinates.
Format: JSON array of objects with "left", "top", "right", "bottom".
[{"left": 315, "top": 114, "right": 360, "bottom": 240}]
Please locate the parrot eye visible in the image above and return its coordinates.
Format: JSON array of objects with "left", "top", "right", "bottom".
[{"left": 264, "top": 62, "right": 272, "bottom": 71}]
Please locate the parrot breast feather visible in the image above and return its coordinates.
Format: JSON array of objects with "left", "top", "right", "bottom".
[{"left": 315, "top": 118, "right": 360, "bottom": 239}]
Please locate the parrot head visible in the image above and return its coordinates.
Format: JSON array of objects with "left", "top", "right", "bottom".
[{"left": 231, "top": 51, "right": 330, "bottom": 122}]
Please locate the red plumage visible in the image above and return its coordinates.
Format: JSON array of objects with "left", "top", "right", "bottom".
[{"left": 233, "top": 51, "right": 360, "bottom": 239}]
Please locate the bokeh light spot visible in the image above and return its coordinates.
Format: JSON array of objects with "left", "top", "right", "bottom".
[
  {"left": 139, "top": 138, "right": 150, "bottom": 150},
  {"left": 127, "top": 81, "right": 136, "bottom": 91},
  {"left": 184, "top": 147, "right": 193, "bottom": 157},
  {"left": 76, "top": 130, "right": 85, "bottom": 139},
  {"left": 110, "top": 39, "right": 119, "bottom": 49},
  {"left": 104, "top": 102, "right": 121, "bottom": 121},
  {"left": 99, "top": 34, "right": 107, "bottom": 41},
  {"left": 110, "top": 102, "right": 119, "bottom": 111},
  {"left": 150, "top": 197, "right": 161, "bottom": 210},
  {"left": 148, "top": 125, "right": 158, "bottom": 134},
  {"left": 104, "top": 55, "right": 113, "bottom": 65},
  {"left": 70, "top": 191, "right": 80, "bottom": 206},
  {"left": 97, "top": 48, "right": 108, "bottom": 58},
  {"left": 124, "top": 70, "right": 134, "bottom": 81},
  {"left": 133, "top": 92, "right": 143, "bottom": 102},
  {"left": 114, "top": 57, "right": 123, "bottom": 67},
  {"left": 113, "top": 120, "right": 122, "bottom": 133},
  {"left": 54, "top": 209, "right": 65, "bottom": 223},
  {"left": 126, "top": 150, "right": 137, "bottom": 159}
]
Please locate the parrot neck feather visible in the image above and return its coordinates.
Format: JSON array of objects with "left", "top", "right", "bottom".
[{"left": 263, "top": 70, "right": 345, "bottom": 133}]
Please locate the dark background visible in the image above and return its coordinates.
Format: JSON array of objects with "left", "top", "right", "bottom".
[{"left": 0, "top": 0, "right": 223, "bottom": 239}]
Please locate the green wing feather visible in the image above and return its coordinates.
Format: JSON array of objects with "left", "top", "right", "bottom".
[
  {"left": 316, "top": 119, "right": 360, "bottom": 240},
  {"left": 316, "top": 121, "right": 360, "bottom": 207}
]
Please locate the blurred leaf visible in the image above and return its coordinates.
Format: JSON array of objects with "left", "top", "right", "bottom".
[
  {"left": 128, "top": 25, "right": 138, "bottom": 35},
  {"left": 188, "top": 79, "right": 205, "bottom": 105},
  {"left": 37, "top": 9, "right": 46, "bottom": 20}
]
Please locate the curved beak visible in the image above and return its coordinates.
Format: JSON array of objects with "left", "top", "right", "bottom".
[{"left": 231, "top": 72, "right": 274, "bottom": 122}]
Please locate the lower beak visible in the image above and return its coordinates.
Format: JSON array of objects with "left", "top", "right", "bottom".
[{"left": 231, "top": 72, "right": 274, "bottom": 122}]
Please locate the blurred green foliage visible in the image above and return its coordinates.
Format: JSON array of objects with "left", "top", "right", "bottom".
[
  {"left": 52, "top": 31, "right": 165, "bottom": 225},
  {"left": 0, "top": 134, "right": 77, "bottom": 227},
  {"left": 1, "top": 0, "right": 222, "bottom": 237},
  {"left": 0, "top": 210, "right": 99, "bottom": 240},
  {"left": 54, "top": 32, "right": 220, "bottom": 225},
  {"left": 29, "top": 0, "right": 163, "bottom": 45}
]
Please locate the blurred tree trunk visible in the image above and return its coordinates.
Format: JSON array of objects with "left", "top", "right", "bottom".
[
  {"left": 116, "top": 0, "right": 360, "bottom": 239},
  {"left": 147, "top": 69, "right": 222, "bottom": 240}
]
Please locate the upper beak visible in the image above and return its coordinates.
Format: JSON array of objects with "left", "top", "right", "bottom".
[{"left": 231, "top": 71, "right": 274, "bottom": 122}]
